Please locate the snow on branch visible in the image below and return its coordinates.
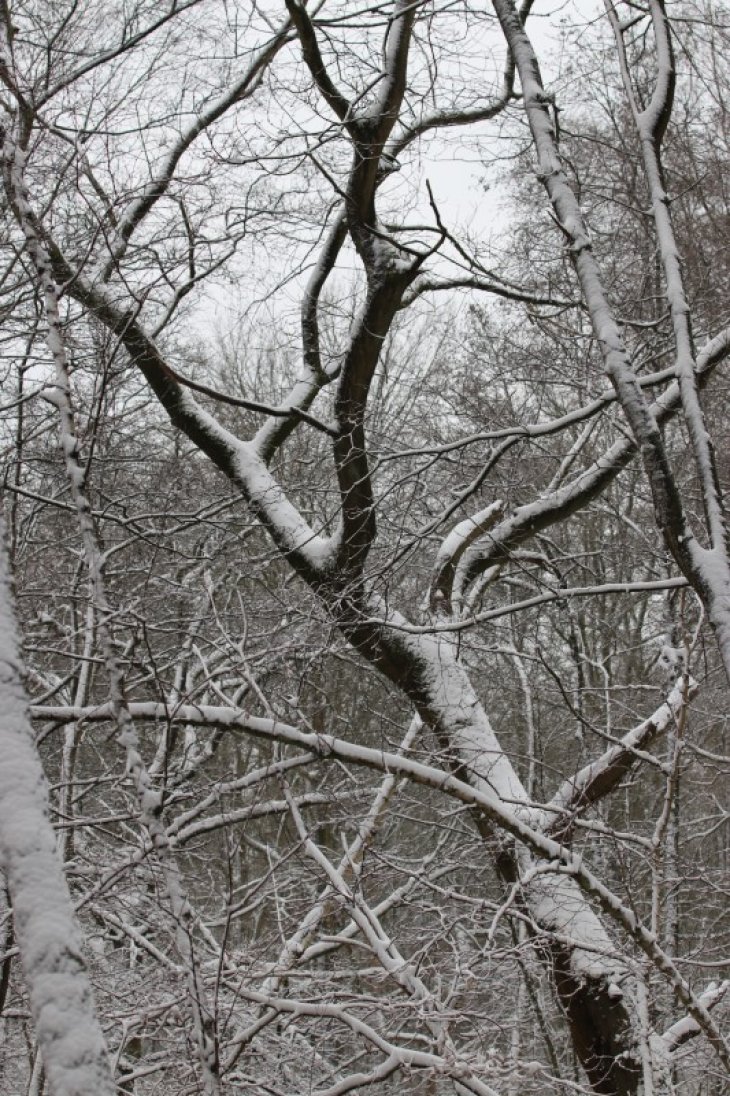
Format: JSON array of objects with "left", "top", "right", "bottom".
[
  {"left": 430, "top": 500, "right": 505, "bottom": 613},
  {"left": 535, "top": 676, "right": 697, "bottom": 839},
  {"left": 226, "top": 983, "right": 502, "bottom": 1096},
  {"left": 404, "top": 274, "right": 578, "bottom": 310},
  {"left": 365, "top": 0, "right": 417, "bottom": 135},
  {"left": 663, "top": 981, "right": 729, "bottom": 1053}
]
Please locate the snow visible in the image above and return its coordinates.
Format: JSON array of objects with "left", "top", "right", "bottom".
[
  {"left": 527, "top": 870, "right": 625, "bottom": 983},
  {"left": 388, "top": 618, "right": 529, "bottom": 809}
]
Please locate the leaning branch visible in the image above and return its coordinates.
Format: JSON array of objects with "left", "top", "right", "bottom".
[
  {"left": 536, "top": 676, "right": 696, "bottom": 840},
  {"left": 462, "top": 323, "right": 730, "bottom": 585},
  {"left": 605, "top": 0, "right": 728, "bottom": 554}
]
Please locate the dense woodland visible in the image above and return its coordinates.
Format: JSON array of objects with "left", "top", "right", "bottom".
[{"left": 0, "top": 2, "right": 729, "bottom": 1095}]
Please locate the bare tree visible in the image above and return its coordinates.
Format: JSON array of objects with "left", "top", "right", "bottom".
[{"left": 1, "top": 2, "right": 729, "bottom": 1095}]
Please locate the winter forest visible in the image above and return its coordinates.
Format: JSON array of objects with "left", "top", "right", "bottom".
[{"left": 0, "top": 1, "right": 729, "bottom": 1094}]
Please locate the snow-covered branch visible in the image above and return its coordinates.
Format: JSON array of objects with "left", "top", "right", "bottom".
[
  {"left": 430, "top": 500, "right": 505, "bottom": 613},
  {"left": 55, "top": 265, "right": 339, "bottom": 581},
  {"left": 461, "top": 323, "right": 730, "bottom": 589},
  {"left": 536, "top": 676, "right": 696, "bottom": 839},
  {"left": 663, "top": 981, "right": 729, "bottom": 1053},
  {"left": 491, "top": 0, "right": 697, "bottom": 594}
]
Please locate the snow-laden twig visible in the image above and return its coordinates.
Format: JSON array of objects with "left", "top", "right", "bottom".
[
  {"left": 223, "top": 715, "right": 422, "bottom": 1065},
  {"left": 257, "top": 785, "right": 505, "bottom": 1096},
  {"left": 284, "top": 783, "right": 450, "bottom": 1029},
  {"left": 226, "top": 983, "right": 503, "bottom": 1096},
  {"left": 58, "top": 604, "right": 94, "bottom": 865}
]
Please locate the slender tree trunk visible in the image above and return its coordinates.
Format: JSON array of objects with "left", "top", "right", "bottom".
[{"left": 0, "top": 522, "right": 115, "bottom": 1096}]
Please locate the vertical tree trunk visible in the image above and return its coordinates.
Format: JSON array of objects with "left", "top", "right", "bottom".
[{"left": 0, "top": 522, "right": 115, "bottom": 1096}]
